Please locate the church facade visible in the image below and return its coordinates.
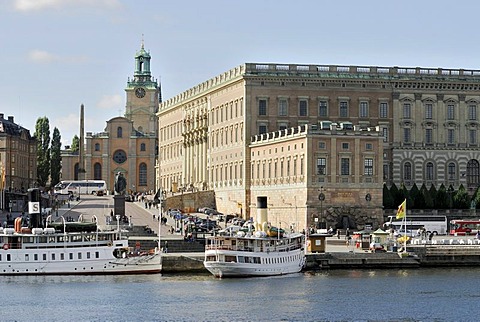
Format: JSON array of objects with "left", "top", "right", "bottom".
[{"left": 61, "top": 43, "right": 160, "bottom": 194}]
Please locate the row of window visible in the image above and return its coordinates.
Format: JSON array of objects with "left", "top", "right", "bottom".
[
  {"left": 402, "top": 102, "right": 478, "bottom": 121},
  {"left": 403, "top": 128, "right": 478, "bottom": 145},
  {"left": 402, "top": 159, "right": 480, "bottom": 183},
  {"left": 0, "top": 251, "right": 100, "bottom": 262},
  {"left": 316, "top": 157, "right": 375, "bottom": 176},
  {"left": 210, "top": 99, "right": 244, "bottom": 125},
  {"left": 258, "top": 98, "right": 389, "bottom": 118}
]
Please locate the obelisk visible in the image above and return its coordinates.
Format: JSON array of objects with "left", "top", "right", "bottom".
[{"left": 77, "top": 104, "right": 86, "bottom": 180}]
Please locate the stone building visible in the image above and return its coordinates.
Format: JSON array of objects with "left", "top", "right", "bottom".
[
  {"left": 0, "top": 114, "right": 37, "bottom": 210},
  {"left": 61, "top": 42, "right": 160, "bottom": 194},
  {"left": 158, "top": 62, "right": 480, "bottom": 230}
]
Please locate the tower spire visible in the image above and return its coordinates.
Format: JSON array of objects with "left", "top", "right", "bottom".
[{"left": 141, "top": 33, "right": 144, "bottom": 49}]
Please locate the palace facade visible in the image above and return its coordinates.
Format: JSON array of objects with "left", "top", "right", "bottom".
[{"left": 158, "top": 63, "right": 480, "bottom": 231}]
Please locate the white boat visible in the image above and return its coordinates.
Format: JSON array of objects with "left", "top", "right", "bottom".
[
  {"left": 204, "top": 230, "right": 305, "bottom": 277},
  {"left": 0, "top": 216, "right": 161, "bottom": 275}
]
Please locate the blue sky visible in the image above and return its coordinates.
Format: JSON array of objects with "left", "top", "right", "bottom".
[{"left": 1, "top": 0, "right": 479, "bottom": 146}]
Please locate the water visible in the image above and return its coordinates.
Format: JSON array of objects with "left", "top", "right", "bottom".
[{"left": 1, "top": 268, "right": 479, "bottom": 322}]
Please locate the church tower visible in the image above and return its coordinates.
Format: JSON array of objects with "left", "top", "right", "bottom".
[{"left": 125, "top": 39, "right": 160, "bottom": 135}]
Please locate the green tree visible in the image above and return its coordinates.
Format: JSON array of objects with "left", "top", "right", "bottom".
[
  {"left": 50, "top": 127, "right": 62, "bottom": 188},
  {"left": 71, "top": 135, "right": 79, "bottom": 153},
  {"left": 421, "top": 184, "right": 434, "bottom": 209},
  {"left": 453, "top": 184, "right": 470, "bottom": 209},
  {"left": 409, "top": 183, "right": 424, "bottom": 209},
  {"left": 35, "top": 117, "right": 50, "bottom": 187},
  {"left": 436, "top": 184, "right": 449, "bottom": 209},
  {"left": 383, "top": 184, "right": 394, "bottom": 209}
]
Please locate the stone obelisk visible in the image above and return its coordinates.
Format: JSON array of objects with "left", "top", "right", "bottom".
[{"left": 77, "top": 104, "right": 86, "bottom": 180}]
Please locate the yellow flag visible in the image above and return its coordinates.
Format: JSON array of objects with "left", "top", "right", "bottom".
[{"left": 396, "top": 199, "right": 406, "bottom": 219}]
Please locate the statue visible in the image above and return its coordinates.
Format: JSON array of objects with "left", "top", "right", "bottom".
[{"left": 114, "top": 172, "right": 127, "bottom": 195}]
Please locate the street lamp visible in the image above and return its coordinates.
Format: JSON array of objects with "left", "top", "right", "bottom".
[{"left": 318, "top": 186, "right": 326, "bottom": 230}]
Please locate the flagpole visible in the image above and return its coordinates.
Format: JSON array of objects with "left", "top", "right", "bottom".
[{"left": 403, "top": 200, "right": 407, "bottom": 253}]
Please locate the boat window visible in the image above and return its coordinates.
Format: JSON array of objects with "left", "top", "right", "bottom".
[
  {"left": 34, "top": 254, "right": 38, "bottom": 261},
  {"left": 52, "top": 253, "right": 55, "bottom": 260},
  {"left": 238, "top": 256, "right": 244, "bottom": 263},
  {"left": 0, "top": 254, "right": 2, "bottom": 261},
  {"left": 225, "top": 255, "right": 236, "bottom": 262},
  {"left": 69, "top": 253, "right": 73, "bottom": 260},
  {"left": 86, "top": 252, "right": 91, "bottom": 259},
  {"left": 39, "top": 236, "right": 47, "bottom": 243},
  {"left": 60, "top": 253, "right": 64, "bottom": 260},
  {"left": 7, "top": 254, "right": 10, "bottom": 261},
  {"left": 78, "top": 253, "right": 82, "bottom": 259},
  {"left": 43, "top": 254, "right": 47, "bottom": 261},
  {"left": 25, "top": 254, "right": 29, "bottom": 261},
  {"left": 95, "top": 251, "right": 100, "bottom": 258},
  {"left": 23, "top": 236, "right": 34, "bottom": 244}
]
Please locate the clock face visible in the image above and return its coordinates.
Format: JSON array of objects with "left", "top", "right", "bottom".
[
  {"left": 135, "top": 87, "right": 146, "bottom": 98},
  {"left": 113, "top": 149, "right": 127, "bottom": 164}
]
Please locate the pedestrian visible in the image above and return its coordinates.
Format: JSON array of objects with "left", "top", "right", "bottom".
[
  {"left": 428, "top": 232, "right": 434, "bottom": 241},
  {"left": 476, "top": 230, "right": 480, "bottom": 240},
  {"left": 345, "top": 228, "right": 350, "bottom": 240},
  {"left": 336, "top": 229, "right": 341, "bottom": 239},
  {"left": 164, "top": 241, "right": 168, "bottom": 253}
]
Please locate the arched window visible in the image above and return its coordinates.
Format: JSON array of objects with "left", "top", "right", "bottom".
[
  {"left": 94, "top": 163, "right": 102, "bottom": 180},
  {"left": 140, "top": 143, "right": 146, "bottom": 151},
  {"left": 139, "top": 163, "right": 147, "bottom": 186},
  {"left": 448, "top": 162, "right": 456, "bottom": 180},
  {"left": 403, "top": 162, "right": 412, "bottom": 181},
  {"left": 74, "top": 163, "right": 79, "bottom": 180},
  {"left": 426, "top": 162, "right": 434, "bottom": 181},
  {"left": 117, "top": 127, "right": 123, "bottom": 138},
  {"left": 467, "top": 159, "right": 480, "bottom": 187},
  {"left": 94, "top": 143, "right": 100, "bottom": 151}
]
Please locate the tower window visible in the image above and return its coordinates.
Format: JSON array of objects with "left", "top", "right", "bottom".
[
  {"left": 117, "top": 127, "right": 123, "bottom": 138},
  {"left": 139, "top": 163, "right": 147, "bottom": 186},
  {"left": 140, "top": 143, "right": 146, "bottom": 151}
]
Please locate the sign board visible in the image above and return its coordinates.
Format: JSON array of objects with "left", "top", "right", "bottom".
[{"left": 28, "top": 201, "right": 40, "bottom": 214}]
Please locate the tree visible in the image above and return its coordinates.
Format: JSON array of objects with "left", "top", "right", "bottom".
[
  {"left": 50, "top": 127, "right": 62, "bottom": 188},
  {"left": 383, "top": 184, "right": 394, "bottom": 209},
  {"left": 35, "top": 117, "right": 50, "bottom": 187},
  {"left": 71, "top": 135, "right": 79, "bottom": 153},
  {"left": 453, "top": 184, "right": 470, "bottom": 209}
]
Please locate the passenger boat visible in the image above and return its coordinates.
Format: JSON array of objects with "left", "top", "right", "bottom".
[
  {"left": 0, "top": 215, "right": 161, "bottom": 275},
  {"left": 203, "top": 197, "right": 305, "bottom": 277}
]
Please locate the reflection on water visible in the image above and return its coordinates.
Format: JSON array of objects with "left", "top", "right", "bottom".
[{"left": 1, "top": 268, "right": 479, "bottom": 321}]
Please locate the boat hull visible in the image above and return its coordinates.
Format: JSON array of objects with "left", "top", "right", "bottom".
[
  {"left": 204, "top": 248, "right": 305, "bottom": 278},
  {"left": 0, "top": 246, "right": 161, "bottom": 275}
]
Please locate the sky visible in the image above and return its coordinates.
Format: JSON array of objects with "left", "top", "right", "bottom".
[{"left": 1, "top": 0, "right": 480, "bottom": 147}]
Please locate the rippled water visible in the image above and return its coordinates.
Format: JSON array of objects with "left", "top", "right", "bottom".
[{"left": 1, "top": 268, "right": 479, "bottom": 321}]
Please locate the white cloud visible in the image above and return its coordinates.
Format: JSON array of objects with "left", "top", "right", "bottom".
[
  {"left": 27, "top": 49, "right": 88, "bottom": 64},
  {"left": 14, "top": 0, "right": 121, "bottom": 12},
  {"left": 97, "top": 94, "right": 123, "bottom": 110}
]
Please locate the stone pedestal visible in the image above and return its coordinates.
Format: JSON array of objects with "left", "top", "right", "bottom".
[{"left": 114, "top": 195, "right": 125, "bottom": 217}]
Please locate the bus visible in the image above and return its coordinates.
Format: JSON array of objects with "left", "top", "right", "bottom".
[
  {"left": 449, "top": 219, "right": 480, "bottom": 236},
  {"left": 54, "top": 180, "right": 107, "bottom": 195},
  {"left": 383, "top": 215, "right": 448, "bottom": 235}
]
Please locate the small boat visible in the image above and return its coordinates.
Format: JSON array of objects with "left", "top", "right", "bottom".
[
  {"left": 203, "top": 196, "right": 305, "bottom": 278},
  {"left": 0, "top": 214, "right": 161, "bottom": 275}
]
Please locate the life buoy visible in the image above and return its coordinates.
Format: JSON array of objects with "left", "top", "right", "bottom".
[{"left": 3, "top": 243, "right": 9, "bottom": 250}]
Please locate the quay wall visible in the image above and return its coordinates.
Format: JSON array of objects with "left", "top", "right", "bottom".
[{"left": 160, "top": 246, "right": 480, "bottom": 273}]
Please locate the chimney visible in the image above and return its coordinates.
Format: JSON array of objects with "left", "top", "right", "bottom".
[{"left": 7, "top": 116, "right": 14, "bottom": 123}]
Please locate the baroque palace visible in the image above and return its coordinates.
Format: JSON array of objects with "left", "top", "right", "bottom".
[
  {"left": 158, "top": 63, "right": 480, "bottom": 231},
  {"left": 61, "top": 43, "right": 160, "bottom": 194}
]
